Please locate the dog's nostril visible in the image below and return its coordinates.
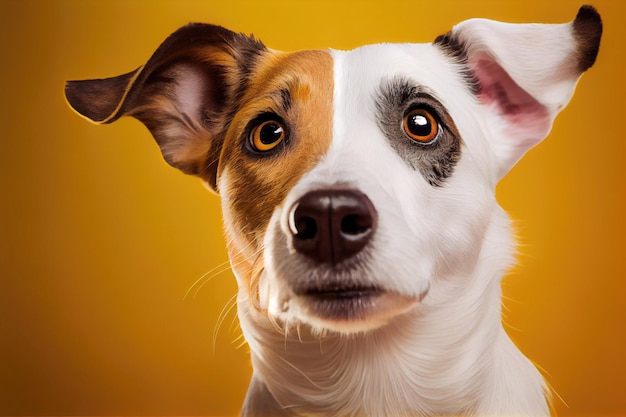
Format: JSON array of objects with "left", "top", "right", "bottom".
[
  {"left": 294, "top": 215, "right": 318, "bottom": 240},
  {"left": 340, "top": 214, "right": 372, "bottom": 237},
  {"left": 289, "top": 189, "right": 377, "bottom": 265}
]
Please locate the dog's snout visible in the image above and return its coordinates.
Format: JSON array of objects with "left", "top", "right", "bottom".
[{"left": 289, "top": 189, "right": 377, "bottom": 265}]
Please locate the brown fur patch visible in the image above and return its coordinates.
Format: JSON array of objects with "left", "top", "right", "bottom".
[
  {"left": 66, "top": 23, "right": 269, "bottom": 181},
  {"left": 217, "top": 49, "right": 334, "bottom": 289}
]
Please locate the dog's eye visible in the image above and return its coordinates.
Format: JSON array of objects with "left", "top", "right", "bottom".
[
  {"left": 251, "top": 119, "right": 286, "bottom": 152},
  {"left": 403, "top": 108, "right": 440, "bottom": 145}
]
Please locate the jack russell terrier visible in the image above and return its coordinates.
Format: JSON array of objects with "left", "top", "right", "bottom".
[{"left": 66, "top": 5, "right": 602, "bottom": 416}]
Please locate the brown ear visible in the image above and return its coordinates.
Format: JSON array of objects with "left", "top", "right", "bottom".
[{"left": 65, "top": 23, "right": 267, "bottom": 189}]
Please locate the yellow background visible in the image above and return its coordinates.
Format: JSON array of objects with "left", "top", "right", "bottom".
[{"left": 1, "top": 0, "right": 624, "bottom": 415}]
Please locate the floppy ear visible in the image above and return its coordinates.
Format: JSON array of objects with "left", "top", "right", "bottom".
[
  {"left": 436, "top": 5, "right": 602, "bottom": 179},
  {"left": 65, "top": 23, "right": 267, "bottom": 190}
]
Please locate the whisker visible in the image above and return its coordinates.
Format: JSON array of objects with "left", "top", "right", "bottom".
[
  {"left": 213, "top": 293, "right": 239, "bottom": 354},
  {"left": 190, "top": 263, "right": 236, "bottom": 299},
  {"left": 234, "top": 333, "right": 248, "bottom": 350},
  {"left": 187, "top": 237, "right": 268, "bottom": 354},
  {"left": 183, "top": 260, "right": 232, "bottom": 301},
  {"left": 230, "top": 322, "right": 248, "bottom": 350},
  {"left": 228, "top": 308, "right": 241, "bottom": 333},
  {"left": 185, "top": 239, "right": 261, "bottom": 300},
  {"left": 296, "top": 322, "right": 303, "bottom": 343},
  {"left": 267, "top": 312, "right": 285, "bottom": 336}
]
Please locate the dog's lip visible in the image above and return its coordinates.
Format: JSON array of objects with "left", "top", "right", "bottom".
[
  {"left": 295, "top": 283, "right": 420, "bottom": 325},
  {"left": 300, "top": 285, "right": 382, "bottom": 299}
]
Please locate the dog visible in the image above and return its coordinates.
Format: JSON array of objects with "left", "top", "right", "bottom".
[{"left": 65, "top": 5, "right": 602, "bottom": 416}]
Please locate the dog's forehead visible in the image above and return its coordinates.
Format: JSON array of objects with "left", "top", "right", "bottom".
[{"left": 332, "top": 42, "right": 469, "bottom": 106}]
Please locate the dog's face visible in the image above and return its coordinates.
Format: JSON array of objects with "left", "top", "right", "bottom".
[
  {"left": 66, "top": 8, "right": 601, "bottom": 336},
  {"left": 241, "top": 44, "right": 495, "bottom": 334}
]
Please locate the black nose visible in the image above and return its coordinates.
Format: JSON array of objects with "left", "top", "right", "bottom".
[{"left": 289, "top": 189, "right": 377, "bottom": 265}]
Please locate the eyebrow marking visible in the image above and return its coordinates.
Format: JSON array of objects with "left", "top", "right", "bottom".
[{"left": 246, "top": 80, "right": 304, "bottom": 119}]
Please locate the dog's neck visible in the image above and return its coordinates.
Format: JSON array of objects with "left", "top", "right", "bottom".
[{"left": 237, "top": 209, "right": 549, "bottom": 416}]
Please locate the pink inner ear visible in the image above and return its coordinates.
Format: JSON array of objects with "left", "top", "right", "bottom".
[
  {"left": 173, "top": 65, "right": 209, "bottom": 118},
  {"left": 472, "top": 53, "right": 551, "bottom": 144}
]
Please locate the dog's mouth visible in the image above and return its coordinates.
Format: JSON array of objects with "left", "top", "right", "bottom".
[
  {"left": 303, "top": 284, "right": 381, "bottom": 300},
  {"left": 295, "top": 283, "right": 419, "bottom": 327}
]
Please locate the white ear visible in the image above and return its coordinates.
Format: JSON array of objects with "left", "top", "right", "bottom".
[{"left": 436, "top": 6, "right": 602, "bottom": 179}]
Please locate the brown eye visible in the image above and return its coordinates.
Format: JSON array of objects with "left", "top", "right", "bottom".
[
  {"left": 403, "top": 108, "right": 439, "bottom": 144},
  {"left": 251, "top": 120, "right": 286, "bottom": 152}
]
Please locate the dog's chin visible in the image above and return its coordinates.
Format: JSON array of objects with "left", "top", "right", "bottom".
[{"left": 290, "top": 287, "right": 422, "bottom": 335}]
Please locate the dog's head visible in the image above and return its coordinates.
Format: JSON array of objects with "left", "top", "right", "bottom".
[{"left": 66, "top": 7, "right": 601, "bottom": 336}]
